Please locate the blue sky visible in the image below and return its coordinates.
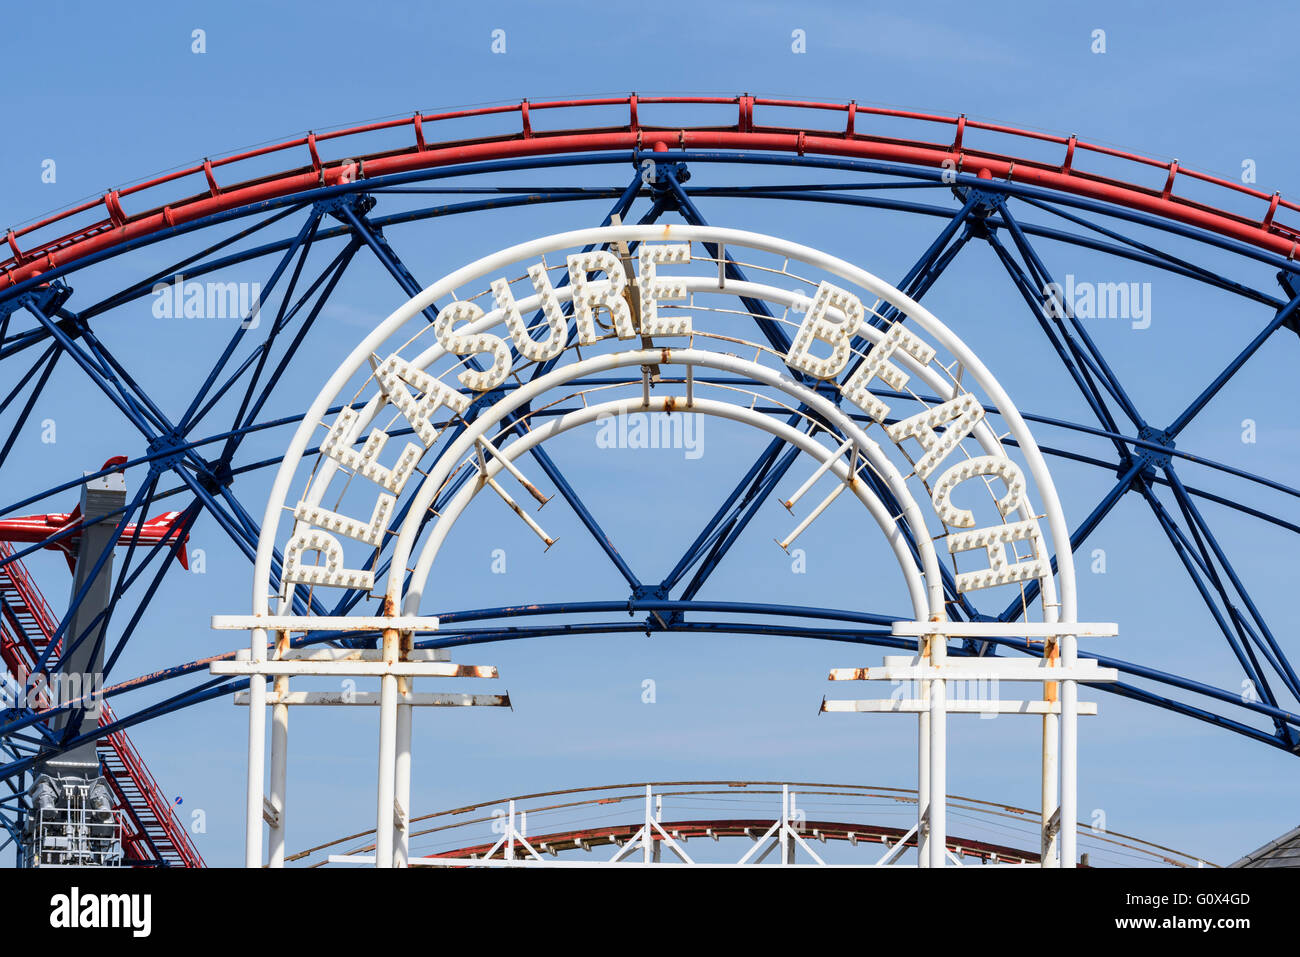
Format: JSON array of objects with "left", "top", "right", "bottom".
[{"left": 2, "top": 0, "right": 1299, "bottom": 867}]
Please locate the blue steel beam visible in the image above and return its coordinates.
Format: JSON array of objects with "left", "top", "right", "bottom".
[
  {"left": 679, "top": 443, "right": 803, "bottom": 603},
  {"left": 1165, "top": 465, "right": 1300, "bottom": 705},
  {"left": 221, "top": 213, "right": 324, "bottom": 437},
  {"left": 976, "top": 201, "right": 1299, "bottom": 728},
  {"left": 658, "top": 175, "right": 980, "bottom": 621},
  {"left": 1166, "top": 290, "right": 1300, "bottom": 439},
  {"left": 216, "top": 240, "right": 362, "bottom": 444},
  {"left": 81, "top": 205, "right": 311, "bottom": 320},
  {"left": 7, "top": 145, "right": 1300, "bottom": 774},
  {"left": 983, "top": 228, "right": 1127, "bottom": 443},
  {"left": 1144, "top": 474, "right": 1277, "bottom": 687},
  {"left": 0, "top": 345, "right": 59, "bottom": 471},
  {"left": 23, "top": 300, "right": 171, "bottom": 442},
  {"left": 322, "top": 175, "right": 652, "bottom": 615},
  {"left": 9, "top": 583, "right": 1299, "bottom": 781},
  {"left": 659, "top": 418, "right": 804, "bottom": 593},
  {"left": 103, "top": 504, "right": 202, "bottom": 677},
  {"left": 659, "top": 167, "right": 804, "bottom": 367},
  {"left": 178, "top": 210, "right": 324, "bottom": 429},
  {"left": 850, "top": 191, "right": 981, "bottom": 347},
  {"left": 187, "top": 239, "right": 359, "bottom": 434},
  {"left": 996, "top": 200, "right": 1148, "bottom": 430},
  {"left": 1012, "top": 193, "right": 1276, "bottom": 305},
  {"left": 1133, "top": 477, "right": 1290, "bottom": 727}
]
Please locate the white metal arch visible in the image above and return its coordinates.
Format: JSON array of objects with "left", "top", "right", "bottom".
[
  {"left": 252, "top": 225, "right": 1076, "bottom": 623},
  {"left": 227, "top": 225, "right": 1103, "bottom": 871}
]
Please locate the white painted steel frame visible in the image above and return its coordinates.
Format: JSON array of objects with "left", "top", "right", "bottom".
[{"left": 238, "top": 225, "right": 1088, "bottom": 869}]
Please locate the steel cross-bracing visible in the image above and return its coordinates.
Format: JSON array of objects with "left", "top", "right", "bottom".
[{"left": 1, "top": 95, "right": 1298, "bottom": 864}]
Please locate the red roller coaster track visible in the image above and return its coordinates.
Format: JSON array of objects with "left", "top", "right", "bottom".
[
  {"left": 387, "top": 819, "right": 1039, "bottom": 867},
  {"left": 4, "top": 94, "right": 1299, "bottom": 294},
  {"left": 290, "top": 782, "right": 1209, "bottom": 868}
]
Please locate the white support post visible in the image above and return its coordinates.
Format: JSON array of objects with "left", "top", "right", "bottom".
[
  {"left": 375, "top": 618, "right": 399, "bottom": 871},
  {"left": 245, "top": 632, "right": 267, "bottom": 869},
  {"left": 782, "top": 785, "right": 794, "bottom": 865},
  {"left": 394, "top": 696, "right": 412, "bottom": 868},
  {"left": 394, "top": 626, "right": 413, "bottom": 869},
  {"left": 824, "top": 619, "right": 1118, "bottom": 872},
  {"left": 643, "top": 785, "right": 653, "bottom": 864},
  {"left": 215, "top": 613, "right": 502, "bottom": 869},
  {"left": 653, "top": 794, "right": 662, "bottom": 864},
  {"left": 928, "top": 631, "right": 947, "bottom": 868},
  {"left": 375, "top": 673, "right": 398, "bottom": 868},
  {"left": 268, "top": 628, "right": 289, "bottom": 869},
  {"left": 1042, "top": 634, "right": 1061, "bottom": 868},
  {"left": 506, "top": 800, "right": 517, "bottom": 862},
  {"left": 1041, "top": 709, "right": 1059, "bottom": 867},
  {"left": 268, "top": 677, "right": 288, "bottom": 868},
  {"left": 918, "top": 684, "right": 930, "bottom": 868},
  {"left": 1061, "top": 632, "right": 1079, "bottom": 868}
]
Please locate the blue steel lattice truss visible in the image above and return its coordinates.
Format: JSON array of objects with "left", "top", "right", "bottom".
[{"left": 2, "top": 99, "right": 1299, "bottom": 858}]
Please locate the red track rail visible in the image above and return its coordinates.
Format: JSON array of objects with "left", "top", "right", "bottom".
[
  {"left": 0, "top": 542, "right": 203, "bottom": 867},
  {"left": 4, "top": 94, "right": 1299, "bottom": 293},
  {"left": 428, "top": 818, "right": 1037, "bottom": 866}
]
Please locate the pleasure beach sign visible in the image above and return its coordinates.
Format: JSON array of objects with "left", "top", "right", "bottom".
[
  {"left": 283, "top": 243, "right": 1045, "bottom": 596},
  {"left": 212, "top": 225, "right": 1117, "bottom": 868}
]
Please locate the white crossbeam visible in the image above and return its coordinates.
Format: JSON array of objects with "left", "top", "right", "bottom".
[
  {"left": 234, "top": 691, "right": 510, "bottom": 707},
  {"left": 888, "top": 621, "right": 1117, "bottom": 638},
  {"left": 213, "top": 614, "right": 441, "bottom": 632},
  {"left": 821, "top": 698, "right": 1099, "bottom": 715},
  {"left": 828, "top": 662, "right": 1118, "bottom": 683},
  {"left": 211, "top": 659, "right": 495, "bottom": 678}
]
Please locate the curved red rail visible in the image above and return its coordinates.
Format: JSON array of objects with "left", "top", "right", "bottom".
[
  {"left": 430, "top": 818, "right": 1037, "bottom": 866},
  {"left": 4, "top": 95, "right": 1298, "bottom": 292}
]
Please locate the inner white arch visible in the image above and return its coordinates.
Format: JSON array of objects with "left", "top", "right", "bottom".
[
  {"left": 392, "top": 348, "right": 947, "bottom": 620},
  {"left": 407, "top": 394, "right": 931, "bottom": 621}
]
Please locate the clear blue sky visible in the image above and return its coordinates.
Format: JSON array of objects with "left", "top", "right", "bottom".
[{"left": 2, "top": 0, "right": 1298, "bottom": 866}]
